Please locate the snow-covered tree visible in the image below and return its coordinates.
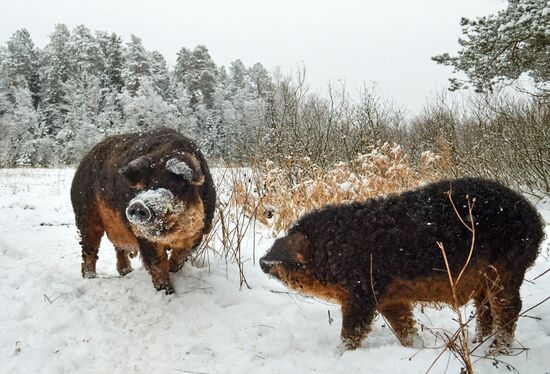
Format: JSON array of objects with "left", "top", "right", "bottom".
[
  {"left": 174, "top": 45, "right": 218, "bottom": 109},
  {"left": 247, "top": 62, "right": 274, "bottom": 99},
  {"left": 95, "top": 31, "right": 125, "bottom": 134},
  {"left": 40, "top": 24, "right": 71, "bottom": 135},
  {"left": 122, "top": 77, "right": 180, "bottom": 132},
  {"left": 97, "top": 31, "right": 125, "bottom": 93},
  {"left": 57, "top": 73, "right": 103, "bottom": 164},
  {"left": 95, "top": 90, "right": 123, "bottom": 135},
  {"left": 433, "top": 0, "right": 550, "bottom": 93},
  {"left": 0, "top": 24, "right": 278, "bottom": 165},
  {"left": 174, "top": 47, "right": 192, "bottom": 83},
  {"left": 123, "top": 35, "right": 151, "bottom": 95},
  {"left": 173, "top": 82, "right": 198, "bottom": 138},
  {"left": 68, "top": 25, "right": 105, "bottom": 78},
  {"left": 229, "top": 59, "right": 247, "bottom": 94},
  {"left": 0, "top": 79, "right": 40, "bottom": 165},
  {"left": 1, "top": 29, "right": 41, "bottom": 107},
  {"left": 0, "top": 46, "right": 9, "bottom": 116},
  {"left": 150, "top": 50, "right": 172, "bottom": 100}
]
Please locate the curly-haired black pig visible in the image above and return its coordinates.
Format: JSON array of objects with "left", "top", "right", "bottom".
[
  {"left": 260, "top": 178, "right": 543, "bottom": 351},
  {"left": 71, "top": 127, "right": 216, "bottom": 294}
]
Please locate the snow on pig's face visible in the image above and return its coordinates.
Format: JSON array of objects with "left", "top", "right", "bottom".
[{"left": 120, "top": 153, "right": 206, "bottom": 242}]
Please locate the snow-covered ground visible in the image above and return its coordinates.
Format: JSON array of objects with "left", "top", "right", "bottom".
[{"left": 1, "top": 169, "right": 549, "bottom": 373}]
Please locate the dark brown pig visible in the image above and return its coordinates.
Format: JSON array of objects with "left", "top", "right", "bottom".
[
  {"left": 260, "top": 178, "right": 543, "bottom": 351},
  {"left": 71, "top": 127, "right": 216, "bottom": 294}
]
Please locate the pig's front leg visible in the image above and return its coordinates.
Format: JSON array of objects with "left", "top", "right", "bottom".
[
  {"left": 340, "top": 293, "right": 376, "bottom": 351},
  {"left": 138, "top": 239, "right": 174, "bottom": 294}
]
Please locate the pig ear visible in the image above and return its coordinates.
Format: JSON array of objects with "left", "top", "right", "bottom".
[
  {"left": 268, "top": 232, "right": 309, "bottom": 264},
  {"left": 118, "top": 156, "right": 151, "bottom": 187},
  {"left": 166, "top": 154, "right": 204, "bottom": 185}
]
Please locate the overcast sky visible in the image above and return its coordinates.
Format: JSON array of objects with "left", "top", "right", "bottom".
[{"left": 0, "top": 0, "right": 505, "bottom": 114}]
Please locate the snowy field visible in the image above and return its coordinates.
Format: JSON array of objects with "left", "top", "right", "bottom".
[{"left": 1, "top": 168, "right": 549, "bottom": 374}]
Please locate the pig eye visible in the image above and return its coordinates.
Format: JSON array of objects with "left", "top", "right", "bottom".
[
  {"left": 289, "top": 261, "right": 305, "bottom": 269},
  {"left": 119, "top": 156, "right": 151, "bottom": 188}
]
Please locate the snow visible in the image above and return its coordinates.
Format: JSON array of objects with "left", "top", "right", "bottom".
[
  {"left": 1, "top": 168, "right": 550, "bottom": 373},
  {"left": 338, "top": 181, "right": 351, "bottom": 192}
]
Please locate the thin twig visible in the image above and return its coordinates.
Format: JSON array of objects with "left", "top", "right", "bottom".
[{"left": 532, "top": 267, "right": 550, "bottom": 281}]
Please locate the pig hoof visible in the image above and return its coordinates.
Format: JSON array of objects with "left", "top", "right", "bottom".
[
  {"left": 154, "top": 282, "right": 175, "bottom": 295},
  {"left": 488, "top": 340, "right": 512, "bottom": 355},
  {"left": 164, "top": 285, "right": 175, "bottom": 295},
  {"left": 338, "top": 337, "right": 360, "bottom": 353},
  {"left": 118, "top": 266, "right": 133, "bottom": 276},
  {"left": 82, "top": 270, "right": 96, "bottom": 279},
  {"left": 81, "top": 263, "right": 97, "bottom": 278}
]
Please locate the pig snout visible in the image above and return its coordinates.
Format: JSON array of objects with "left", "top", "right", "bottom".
[
  {"left": 259, "top": 256, "right": 271, "bottom": 273},
  {"left": 126, "top": 201, "right": 152, "bottom": 223}
]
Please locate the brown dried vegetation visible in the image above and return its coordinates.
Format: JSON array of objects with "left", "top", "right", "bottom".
[{"left": 235, "top": 142, "right": 452, "bottom": 234}]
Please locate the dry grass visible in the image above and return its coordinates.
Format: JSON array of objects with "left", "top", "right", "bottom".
[
  {"left": 191, "top": 143, "right": 451, "bottom": 283},
  {"left": 235, "top": 142, "right": 451, "bottom": 234},
  {"left": 191, "top": 168, "right": 261, "bottom": 289}
]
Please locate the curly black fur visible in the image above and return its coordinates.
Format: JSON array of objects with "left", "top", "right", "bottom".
[{"left": 261, "top": 177, "right": 544, "bottom": 350}]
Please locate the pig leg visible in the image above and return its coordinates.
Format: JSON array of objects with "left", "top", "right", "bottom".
[
  {"left": 379, "top": 302, "right": 422, "bottom": 347},
  {"left": 115, "top": 247, "right": 133, "bottom": 276},
  {"left": 489, "top": 282, "right": 522, "bottom": 353},
  {"left": 340, "top": 294, "right": 376, "bottom": 350},
  {"left": 138, "top": 239, "right": 174, "bottom": 294},
  {"left": 169, "top": 247, "right": 192, "bottom": 272},
  {"left": 76, "top": 211, "right": 104, "bottom": 279},
  {"left": 473, "top": 289, "right": 493, "bottom": 343}
]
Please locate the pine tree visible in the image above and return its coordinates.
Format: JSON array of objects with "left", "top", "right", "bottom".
[
  {"left": 229, "top": 59, "right": 247, "bottom": 94},
  {"left": 96, "top": 31, "right": 125, "bottom": 134},
  {"left": 1, "top": 29, "right": 41, "bottom": 108},
  {"left": 58, "top": 73, "right": 103, "bottom": 164},
  {"left": 247, "top": 62, "right": 274, "bottom": 98},
  {"left": 433, "top": 0, "right": 550, "bottom": 93},
  {"left": 0, "top": 24, "right": 279, "bottom": 165},
  {"left": 173, "top": 82, "right": 198, "bottom": 138},
  {"left": 0, "top": 46, "right": 9, "bottom": 116},
  {"left": 68, "top": 25, "right": 105, "bottom": 78},
  {"left": 40, "top": 23, "right": 71, "bottom": 135},
  {"left": 123, "top": 35, "right": 151, "bottom": 95},
  {"left": 0, "top": 78, "right": 40, "bottom": 166},
  {"left": 192, "top": 45, "right": 218, "bottom": 108},
  {"left": 96, "top": 31, "right": 125, "bottom": 92},
  {"left": 174, "top": 47, "right": 192, "bottom": 85},
  {"left": 216, "top": 65, "right": 230, "bottom": 98},
  {"left": 122, "top": 77, "right": 180, "bottom": 132},
  {"left": 150, "top": 50, "right": 172, "bottom": 100},
  {"left": 174, "top": 45, "right": 218, "bottom": 109}
]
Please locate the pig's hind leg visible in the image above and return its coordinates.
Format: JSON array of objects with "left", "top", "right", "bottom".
[
  {"left": 473, "top": 288, "right": 493, "bottom": 343},
  {"left": 75, "top": 206, "right": 104, "bottom": 278},
  {"left": 488, "top": 272, "right": 523, "bottom": 353},
  {"left": 379, "top": 301, "right": 422, "bottom": 347}
]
